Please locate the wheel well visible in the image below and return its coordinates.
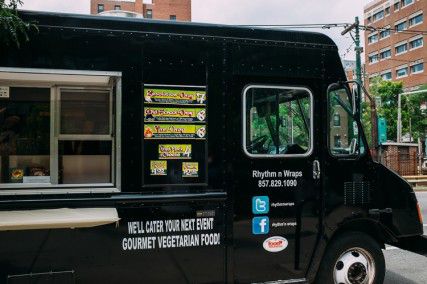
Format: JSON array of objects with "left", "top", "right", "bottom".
[
  {"left": 329, "top": 219, "right": 395, "bottom": 249},
  {"left": 307, "top": 219, "right": 392, "bottom": 282}
]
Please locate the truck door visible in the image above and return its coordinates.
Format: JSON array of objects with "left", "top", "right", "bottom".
[
  {"left": 323, "top": 84, "right": 373, "bottom": 224},
  {"left": 231, "top": 84, "right": 321, "bottom": 282}
]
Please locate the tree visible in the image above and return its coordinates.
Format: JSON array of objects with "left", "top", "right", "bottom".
[
  {"left": 403, "top": 89, "right": 427, "bottom": 141},
  {"left": 365, "top": 77, "right": 427, "bottom": 143},
  {"left": 0, "top": 0, "right": 37, "bottom": 47}
]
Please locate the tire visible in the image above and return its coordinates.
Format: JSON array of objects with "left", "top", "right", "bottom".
[{"left": 315, "top": 231, "right": 385, "bottom": 284}]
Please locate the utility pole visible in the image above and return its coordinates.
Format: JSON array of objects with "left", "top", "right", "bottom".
[
  {"left": 354, "top": 17, "right": 362, "bottom": 113},
  {"left": 342, "top": 17, "right": 379, "bottom": 159},
  {"left": 342, "top": 17, "right": 362, "bottom": 114}
]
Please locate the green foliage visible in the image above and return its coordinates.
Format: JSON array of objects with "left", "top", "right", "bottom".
[
  {"left": 361, "top": 101, "right": 372, "bottom": 147},
  {"left": 365, "top": 77, "right": 427, "bottom": 142},
  {"left": 0, "top": 0, "right": 37, "bottom": 47}
]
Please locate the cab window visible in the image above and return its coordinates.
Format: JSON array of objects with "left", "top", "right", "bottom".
[
  {"left": 243, "top": 86, "right": 313, "bottom": 157},
  {"left": 328, "top": 87, "right": 360, "bottom": 156}
]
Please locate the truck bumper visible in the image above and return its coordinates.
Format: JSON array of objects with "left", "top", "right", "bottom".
[{"left": 396, "top": 235, "right": 427, "bottom": 257}]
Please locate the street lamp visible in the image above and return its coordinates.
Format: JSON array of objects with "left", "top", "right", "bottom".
[{"left": 397, "top": 90, "right": 427, "bottom": 143}]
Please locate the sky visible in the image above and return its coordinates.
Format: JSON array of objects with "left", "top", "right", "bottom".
[{"left": 21, "top": 0, "right": 374, "bottom": 60}]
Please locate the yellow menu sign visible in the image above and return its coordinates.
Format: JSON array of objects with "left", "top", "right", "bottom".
[
  {"left": 144, "top": 124, "right": 206, "bottom": 139},
  {"left": 159, "top": 144, "right": 192, "bottom": 159},
  {"left": 144, "top": 88, "right": 207, "bottom": 105}
]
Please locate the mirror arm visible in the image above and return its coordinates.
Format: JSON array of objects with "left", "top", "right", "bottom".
[{"left": 345, "top": 80, "right": 379, "bottom": 152}]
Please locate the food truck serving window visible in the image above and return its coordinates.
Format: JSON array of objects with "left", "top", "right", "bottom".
[
  {"left": 243, "top": 85, "right": 313, "bottom": 158},
  {"left": 0, "top": 68, "right": 121, "bottom": 192}
]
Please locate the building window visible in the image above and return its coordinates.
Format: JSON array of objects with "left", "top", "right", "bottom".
[
  {"left": 382, "top": 72, "right": 392, "bottom": 80},
  {"left": 380, "top": 49, "right": 392, "bottom": 60},
  {"left": 333, "top": 113, "right": 341, "bottom": 127},
  {"left": 394, "top": 2, "right": 400, "bottom": 11},
  {"left": 373, "top": 10, "right": 385, "bottom": 22},
  {"left": 409, "top": 13, "right": 423, "bottom": 27},
  {"left": 395, "top": 21, "right": 407, "bottom": 32},
  {"left": 368, "top": 33, "right": 378, "bottom": 44},
  {"left": 334, "top": 135, "right": 342, "bottom": 148},
  {"left": 243, "top": 86, "right": 313, "bottom": 157},
  {"left": 409, "top": 37, "right": 423, "bottom": 50},
  {"left": 97, "top": 4, "right": 104, "bottom": 13},
  {"left": 369, "top": 53, "right": 379, "bottom": 64},
  {"left": 385, "top": 6, "right": 391, "bottom": 15},
  {"left": 395, "top": 43, "right": 408, "bottom": 55},
  {"left": 401, "top": 0, "right": 414, "bottom": 8},
  {"left": 410, "top": 63, "right": 424, "bottom": 74},
  {"left": 114, "top": 5, "right": 121, "bottom": 10},
  {"left": 396, "top": 67, "right": 409, "bottom": 78},
  {"left": 170, "top": 15, "right": 177, "bottom": 21},
  {"left": 367, "top": 16, "right": 372, "bottom": 23},
  {"left": 146, "top": 9, "right": 152, "bottom": 18},
  {"left": 380, "top": 28, "right": 391, "bottom": 39}
]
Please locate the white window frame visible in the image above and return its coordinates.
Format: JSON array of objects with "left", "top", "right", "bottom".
[
  {"left": 394, "top": 0, "right": 400, "bottom": 12},
  {"left": 410, "top": 61, "right": 424, "bottom": 74},
  {"left": 401, "top": 0, "right": 414, "bottom": 9},
  {"left": 242, "top": 85, "right": 314, "bottom": 158},
  {"left": 380, "top": 48, "right": 392, "bottom": 60},
  {"left": 0, "top": 68, "right": 122, "bottom": 195},
  {"left": 368, "top": 52, "right": 379, "bottom": 64},
  {"left": 394, "top": 18, "right": 407, "bottom": 33},
  {"left": 409, "top": 35, "right": 423, "bottom": 51},
  {"left": 396, "top": 65, "right": 409, "bottom": 78},
  {"left": 395, "top": 41, "right": 408, "bottom": 55},
  {"left": 380, "top": 70, "right": 392, "bottom": 81},
  {"left": 385, "top": 6, "right": 391, "bottom": 16},
  {"left": 379, "top": 26, "right": 391, "bottom": 40},
  {"left": 372, "top": 9, "right": 385, "bottom": 22},
  {"left": 368, "top": 32, "right": 379, "bottom": 44},
  {"left": 408, "top": 11, "right": 423, "bottom": 28}
]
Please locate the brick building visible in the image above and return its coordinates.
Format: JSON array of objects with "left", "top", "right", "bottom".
[
  {"left": 342, "top": 59, "right": 356, "bottom": 81},
  {"left": 379, "top": 142, "right": 419, "bottom": 175},
  {"left": 364, "top": 0, "right": 426, "bottom": 90},
  {"left": 90, "top": 0, "right": 191, "bottom": 21}
]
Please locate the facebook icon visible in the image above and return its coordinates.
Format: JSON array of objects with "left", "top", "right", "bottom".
[{"left": 252, "top": 216, "right": 269, "bottom": 235}]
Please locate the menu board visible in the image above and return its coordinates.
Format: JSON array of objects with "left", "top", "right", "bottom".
[{"left": 143, "top": 85, "right": 207, "bottom": 185}]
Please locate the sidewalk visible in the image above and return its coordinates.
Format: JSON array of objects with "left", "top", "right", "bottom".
[{"left": 414, "top": 187, "right": 427, "bottom": 192}]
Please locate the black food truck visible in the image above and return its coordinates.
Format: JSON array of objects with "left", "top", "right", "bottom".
[{"left": 0, "top": 11, "right": 425, "bottom": 284}]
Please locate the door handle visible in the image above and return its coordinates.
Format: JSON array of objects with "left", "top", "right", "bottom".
[{"left": 313, "top": 160, "right": 321, "bottom": 180}]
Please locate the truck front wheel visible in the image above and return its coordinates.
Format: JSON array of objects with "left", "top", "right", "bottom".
[{"left": 316, "top": 232, "right": 385, "bottom": 284}]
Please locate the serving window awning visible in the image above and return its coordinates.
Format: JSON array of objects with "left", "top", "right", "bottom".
[
  {"left": 0, "top": 67, "right": 121, "bottom": 87},
  {"left": 0, "top": 208, "right": 120, "bottom": 231}
]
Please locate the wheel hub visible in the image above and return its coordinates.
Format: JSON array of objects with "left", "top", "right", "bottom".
[
  {"left": 333, "top": 248, "right": 375, "bottom": 284},
  {"left": 348, "top": 262, "right": 367, "bottom": 283}
]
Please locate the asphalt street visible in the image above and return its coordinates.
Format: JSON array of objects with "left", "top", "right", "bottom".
[
  {"left": 416, "top": 191, "right": 427, "bottom": 223},
  {"left": 385, "top": 192, "right": 427, "bottom": 284}
]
